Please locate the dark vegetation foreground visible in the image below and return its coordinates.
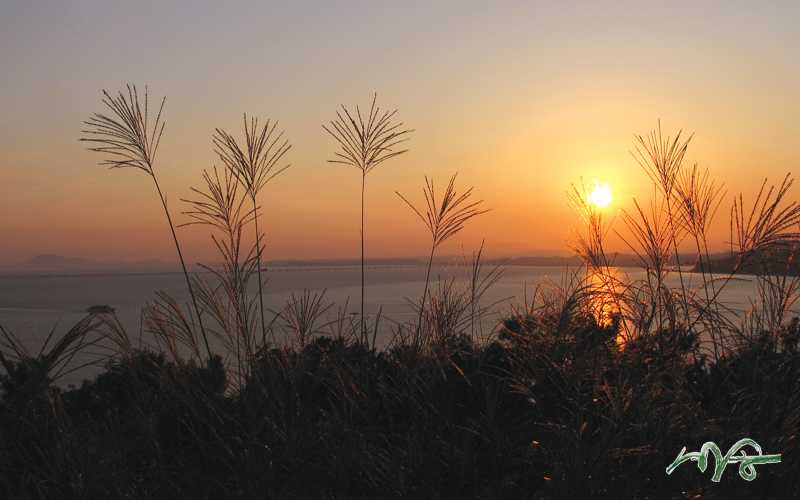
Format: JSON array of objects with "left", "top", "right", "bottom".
[{"left": 1, "top": 316, "right": 798, "bottom": 499}]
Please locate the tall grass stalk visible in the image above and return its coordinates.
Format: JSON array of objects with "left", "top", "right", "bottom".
[
  {"left": 685, "top": 174, "right": 800, "bottom": 342},
  {"left": 143, "top": 290, "right": 203, "bottom": 361},
  {"left": 279, "top": 289, "right": 331, "bottom": 350},
  {"left": 673, "top": 164, "right": 726, "bottom": 290},
  {"left": 454, "top": 241, "right": 505, "bottom": 339},
  {"left": 324, "top": 94, "right": 412, "bottom": 345},
  {"left": 214, "top": 115, "right": 291, "bottom": 349},
  {"left": 81, "top": 85, "right": 211, "bottom": 359},
  {"left": 618, "top": 128, "right": 729, "bottom": 355},
  {"left": 0, "top": 316, "right": 103, "bottom": 398},
  {"left": 180, "top": 165, "right": 263, "bottom": 385},
  {"left": 632, "top": 125, "right": 692, "bottom": 299},
  {"left": 566, "top": 177, "right": 624, "bottom": 336},
  {"left": 397, "top": 173, "right": 488, "bottom": 338}
]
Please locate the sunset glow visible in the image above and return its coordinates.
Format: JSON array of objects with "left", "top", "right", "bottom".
[
  {"left": 0, "top": 3, "right": 798, "bottom": 266},
  {"left": 587, "top": 180, "right": 612, "bottom": 209}
]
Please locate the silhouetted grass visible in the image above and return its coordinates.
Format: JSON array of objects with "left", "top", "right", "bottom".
[
  {"left": 82, "top": 85, "right": 212, "bottom": 358},
  {"left": 397, "top": 172, "right": 489, "bottom": 342},
  {"left": 325, "top": 94, "right": 412, "bottom": 346},
  {"left": 214, "top": 115, "right": 292, "bottom": 348}
]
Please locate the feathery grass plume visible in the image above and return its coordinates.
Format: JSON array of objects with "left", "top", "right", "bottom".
[
  {"left": 416, "top": 275, "right": 472, "bottom": 352},
  {"left": 319, "top": 296, "right": 360, "bottom": 343},
  {"left": 214, "top": 115, "right": 291, "bottom": 350},
  {"left": 673, "top": 165, "right": 727, "bottom": 302},
  {"left": 81, "top": 85, "right": 211, "bottom": 359},
  {"left": 631, "top": 123, "right": 694, "bottom": 308},
  {"left": 669, "top": 164, "right": 727, "bottom": 354},
  {"left": 623, "top": 126, "right": 740, "bottom": 358},
  {"left": 733, "top": 174, "right": 800, "bottom": 264},
  {"left": 606, "top": 127, "right": 724, "bottom": 355},
  {"left": 96, "top": 311, "right": 134, "bottom": 360},
  {"left": 672, "top": 174, "right": 800, "bottom": 345},
  {"left": 727, "top": 175, "right": 800, "bottom": 354},
  {"left": 579, "top": 126, "right": 800, "bottom": 364},
  {"left": 182, "top": 166, "right": 254, "bottom": 235},
  {"left": 324, "top": 94, "right": 412, "bottom": 345},
  {"left": 397, "top": 173, "right": 488, "bottom": 338},
  {"left": 279, "top": 289, "right": 331, "bottom": 350},
  {"left": 616, "top": 192, "right": 684, "bottom": 341},
  {"left": 0, "top": 316, "right": 103, "bottom": 400},
  {"left": 618, "top": 194, "right": 675, "bottom": 281},
  {"left": 741, "top": 270, "right": 800, "bottom": 352},
  {"left": 674, "top": 164, "right": 726, "bottom": 244},
  {"left": 453, "top": 242, "right": 505, "bottom": 340},
  {"left": 180, "top": 165, "right": 260, "bottom": 378},
  {"left": 631, "top": 122, "right": 692, "bottom": 200},
  {"left": 142, "top": 291, "right": 203, "bottom": 362}
]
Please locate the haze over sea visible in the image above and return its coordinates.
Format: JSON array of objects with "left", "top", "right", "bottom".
[
  {"left": 0, "top": 262, "right": 529, "bottom": 341},
  {"left": 0, "top": 257, "right": 771, "bottom": 388}
]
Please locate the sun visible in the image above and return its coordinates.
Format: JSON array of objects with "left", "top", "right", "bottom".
[{"left": 587, "top": 180, "right": 612, "bottom": 209}]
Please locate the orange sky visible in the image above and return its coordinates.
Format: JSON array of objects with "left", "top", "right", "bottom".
[{"left": 2, "top": 2, "right": 799, "bottom": 266}]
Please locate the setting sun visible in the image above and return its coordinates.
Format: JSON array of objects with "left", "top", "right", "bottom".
[{"left": 587, "top": 180, "right": 612, "bottom": 209}]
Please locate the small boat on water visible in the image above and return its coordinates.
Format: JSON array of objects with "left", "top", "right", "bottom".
[{"left": 87, "top": 305, "right": 115, "bottom": 314}]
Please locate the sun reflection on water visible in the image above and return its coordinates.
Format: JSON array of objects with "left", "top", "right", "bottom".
[{"left": 585, "top": 267, "right": 627, "bottom": 347}]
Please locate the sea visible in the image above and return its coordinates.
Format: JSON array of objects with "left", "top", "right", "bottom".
[{"left": 0, "top": 264, "right": 789, "bottom": 388}]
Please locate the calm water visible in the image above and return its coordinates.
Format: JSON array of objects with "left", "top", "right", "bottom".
[
  {"left": 0, "top": 264, "right": 546, "bottom": 346},
  {"left": 0, "top": 264, "right": 787, "bottom": 387}
]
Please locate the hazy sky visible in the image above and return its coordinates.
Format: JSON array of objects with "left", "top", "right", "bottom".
[{"left": 2, "top": 1, "right": 799, "bottom": 266}]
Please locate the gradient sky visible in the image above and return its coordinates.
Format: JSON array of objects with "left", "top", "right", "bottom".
[{"left": 2, "top": 1, "right": 799, "bottom": 266}]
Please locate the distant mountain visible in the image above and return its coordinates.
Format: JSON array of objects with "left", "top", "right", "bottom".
[
  {"left": 694, "top": 251, "right": 800, "bottom": 275},
  {"left": 1, "top": 254, "right": 180, "bottom": 274},
  {"left": 515, "top": 248, "right": 575, "bottom": 258},
  {"left": 487, "top": 255, "right": 583, "bottom": 267},
  {"left": 487, "top": 253, "right": 642, "bottom": 268}
]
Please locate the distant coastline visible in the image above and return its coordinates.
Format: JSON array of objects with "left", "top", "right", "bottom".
[{"left": 2, "top": 251, "right": 749, "bottom": 277}]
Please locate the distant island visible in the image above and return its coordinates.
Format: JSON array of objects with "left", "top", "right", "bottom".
[{"left": 87, "top": 305, "right": 116, "bottom": 314}]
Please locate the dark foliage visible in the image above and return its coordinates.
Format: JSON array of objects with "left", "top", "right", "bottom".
[{"left": 0, "top": 325, "right": 797, "bottom": 499}]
